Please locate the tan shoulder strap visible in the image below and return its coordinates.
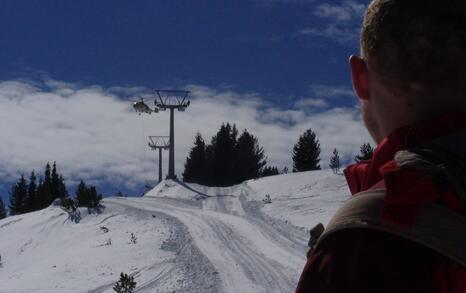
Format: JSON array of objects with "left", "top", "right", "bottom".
[{"left": 317, "top": 189, "right": 466, "bottom": 268}]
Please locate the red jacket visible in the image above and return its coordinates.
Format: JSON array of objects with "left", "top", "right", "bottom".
[{"left": 296, "top": 112, "right": 466, "bottom": 293}]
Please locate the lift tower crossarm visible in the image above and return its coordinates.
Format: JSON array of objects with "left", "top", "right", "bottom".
[
  {"left": 148, "top": 136, "right": 170, "bottom": 182},
  {"left": 155, "top": 90, "right": 190, "bottom": 109}
]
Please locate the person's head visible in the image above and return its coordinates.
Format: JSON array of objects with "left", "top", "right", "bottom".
[{"left": 350, "top": 0, "right": 466, "bottom": 143}]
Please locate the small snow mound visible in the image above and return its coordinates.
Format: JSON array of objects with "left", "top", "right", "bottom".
[{"left": 51, "top": 198, "right": 63, "bottom": 206}]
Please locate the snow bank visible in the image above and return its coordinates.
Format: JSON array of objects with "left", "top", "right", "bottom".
[
  {"left": 0, "top": 203, "right": 188, "bottom": 292},
  {"left": 146, "top": 169, "right": 350, "bottom": 228},
  {"left": 0, "top": 169, "right": 350, "bottom": 292}
]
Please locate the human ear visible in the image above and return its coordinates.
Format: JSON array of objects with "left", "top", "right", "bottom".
[{"left": 349, "top": 55, "right": 370, "bottom": 101}]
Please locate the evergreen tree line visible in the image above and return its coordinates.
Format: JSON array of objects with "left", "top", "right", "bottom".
[
  {"left": 75, "top": 180, "right": 102, "bottom": 209},
  {"left": 183, "top": 124, "right": 375, "bottom": 186},
  {"left": 293, "top": 129, "right": 375, "bottom": 174},
  {"left": 183, "top": 123, "right": 274, "bottom": 187},
  {"left": 0, "top": 134, "right": 375, "bottom": 219},
  {"left": 8, "top": 162, "right": 68, "bottom": 216},
  {"left": 3, "top": 162, "right": 102, "bottom": 218}
]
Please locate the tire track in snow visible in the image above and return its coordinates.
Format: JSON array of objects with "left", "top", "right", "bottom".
[
  {"left": 240, "top": 196, "right": 308, "bottom": 251},
  {"left": 203, "top": 216, "right": 296, "bottom": 292},
  {"left": 105, "top": 199, "right": 222, "bottom": 293},
  {"left": 117, "top": 196, "right": 303, "bottom": 293}
]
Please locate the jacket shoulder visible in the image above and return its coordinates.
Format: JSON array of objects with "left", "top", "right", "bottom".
[{"left": 296, "top": 228, "right": 441, "bottom": 293}]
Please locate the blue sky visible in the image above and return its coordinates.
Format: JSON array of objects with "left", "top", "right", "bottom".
[
  {"left": 0, "top": 0, "right": 371, "bottom": 203},
  {"left": 0, "top": 0, "right": 365, "bottom": 102}
]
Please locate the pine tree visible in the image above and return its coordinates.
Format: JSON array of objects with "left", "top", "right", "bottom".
[
  {"left": 0, "top": 197, "right": 7, "bottom": 219},
  {"left": 329, "top": 148, "right": 341, "bottom": 174},
  {"left": 35, "top": 178, "right": 45, "bottom": 210},
  {"left": 25, "top": 170, "right": 37, "bottom": 212},
  {"left": 261, "top": 166, "right": 280, "bottom": 177},
  {"left": 230, "top": 124, "right": 238, "bottom": 144},
  {"left": 234, "top": 130, "right": 267, "bottom": 182},
  {"left": 292, "top": 129, "right": 321, "bottom": 172},
  {"left": 282, "top": 166, "right": 289, "bottom": 174},
  {"left": 76, "top": 181, "right": 101, "bottom": 208},
  {"left": 58, "top": 175, "right": 68, "bottom": 199},
  {"left": 355, "top": 143, "right": 374, "bottom": 163},
  {"left": 9, "top": 175, "right": 28, "bottom": 215},
  {"left": 208, "top": 123, "right": 238, "bottom": 186},
  {"left": 183, "top": 133, "right": 207, "bottom": 184},
  {"left": 42, "top": 163, "right": 53, "bottom": 207},
  {"left": 51, "top": 162, "right": 60, "bottom": 201},
  {"left": 88, "top": 186, "right": 102, "bottom": 208},
  {"left": 113, "top": 273, "right": 136, "bottom": 293},
  {"left": 76, "top": 180, "right": 89, "bottom": 207}
]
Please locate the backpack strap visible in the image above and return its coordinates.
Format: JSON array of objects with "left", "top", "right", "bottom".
[{"left": 316, "top": 188, "right": 466, "bottom": 268}]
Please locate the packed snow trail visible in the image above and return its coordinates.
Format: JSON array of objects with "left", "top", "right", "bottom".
[
  {"left": 102, "top": 201, "right": 221, "bottom": 293},
  {"left": 107, "top": 191, "right": 308, "bottom": 293},
  {"left": 0, "top": 170, "right": 348, "bottom": 292}
]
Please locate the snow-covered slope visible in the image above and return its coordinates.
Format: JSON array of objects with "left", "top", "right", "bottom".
[
  {"left": 0, "top": 170, "right": 350, "bottom": 293},
  {"left": 145, "top": 170, "right": 349, "bottom": 229}
]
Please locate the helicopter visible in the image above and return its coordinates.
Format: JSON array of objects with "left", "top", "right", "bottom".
[{"left": 133, "top": 98, "right": 158, "bottom": 115}]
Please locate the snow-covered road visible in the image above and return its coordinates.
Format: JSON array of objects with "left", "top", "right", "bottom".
[
  {"left": 107, "top": 191, "right": 308, "bottom": 293},
  {"left": 0, "top": 170, "right": 348, "bottom": 292}
]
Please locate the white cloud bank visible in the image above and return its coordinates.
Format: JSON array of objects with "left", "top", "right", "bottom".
[
  {"left": 298, "top": 0, "right": 366, "bottom": 45},
  {"left": 310, "top": 84, "right": 355, "bottom": 99},
  {"left": 0, "top": 79, "right": 371, "bottom": 192},
  {"left": 314, "top": 1, "right": 366, "bottom": 22}
]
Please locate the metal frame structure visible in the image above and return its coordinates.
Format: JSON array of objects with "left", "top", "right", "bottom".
[
  {"left": 154, "top": 90, "right": 190, "bottom": 179},
  {"left": 133, "top": 90, "right": 191, "bottom": 180},
  {"left": 148, "top": 136, "right": 170, "bottom": 182},
  {"left": 155, "top": 90, "right": 190, "bottom": 110}
]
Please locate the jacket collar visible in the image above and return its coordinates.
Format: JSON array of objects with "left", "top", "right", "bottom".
[{"left": 344, "top": 111, "right": 466, "bottom": 195}]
